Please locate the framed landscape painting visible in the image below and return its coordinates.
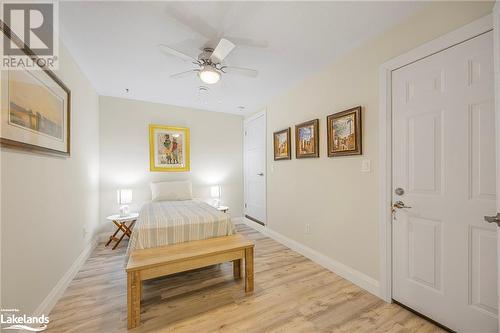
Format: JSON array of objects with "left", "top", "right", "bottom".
[
  {"left": 0, "top": 26, "right": 71, "bottom": 155},
  {"left": 295, "top": 119, "right": 319, "bottom": 158},
  {"left": 149, "top": 124, "right": 190, "bottom": 172},
  {"left": 273, "top": 128, "right": 291, "bottom": 160},
  {"left": 327, "top": 106, "right": 362, "bottom": 157}
]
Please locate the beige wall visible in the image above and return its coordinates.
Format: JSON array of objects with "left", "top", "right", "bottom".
[
  {"left": 264, "top": 1, "right": 493, "bottom": 281},
  {"left": 98, "top": 96, "right": 244, "bottom": 229},
  {"left": 1, "top": 44, "right": 100, "bottom": 313}
]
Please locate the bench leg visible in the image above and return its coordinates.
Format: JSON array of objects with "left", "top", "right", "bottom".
[
  {"left": 233, "top": 259, "right": 242, "bottom": 279},
  {"left": 127, "top": 271, "right": 141, "bottom": 329},
  {"left": 245, "top": 247, "right": 254, "bottom": 293}
]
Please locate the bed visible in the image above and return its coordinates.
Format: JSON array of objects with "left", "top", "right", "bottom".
[
  {"left": 126, "top": 198, "right": 235, "bottom": 257},
  {"left": 124, "top": 180, "right": 253, "bottom": 328}
]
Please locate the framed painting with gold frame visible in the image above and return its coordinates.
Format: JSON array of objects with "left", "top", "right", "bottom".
[
  {"left": 273, "top": 127, "right": 291, "bottom": 160},
  {"left": 295, "top": 119, "right": 319, "bottom": 158},
  {"left": 327, "top": 106, "right": 362, "bottom": 157},
  {"left": 149, "top": 124, "right": 190, "bottom": 172}
]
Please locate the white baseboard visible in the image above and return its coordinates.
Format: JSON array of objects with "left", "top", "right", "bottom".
[
  {"left": 33, "top": 236, "right": 98, "bottom": 317},
  {"left": 240, "top": 218, "right": 380, "bottom": 298},
  {"left": 231, "top": 216, "right": 244, "bottom": 224},
  {"left": 98, "top": 232, "right": 110, "bottom": 243}
]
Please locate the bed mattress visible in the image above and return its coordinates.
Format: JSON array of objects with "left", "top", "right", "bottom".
[{"left": 126, "top": 199, "right": 235, "bottom": 256}]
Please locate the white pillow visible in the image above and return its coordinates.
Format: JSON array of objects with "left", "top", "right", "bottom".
[{"left": 150, "top": 180, "right": 193, "bottom": 201}]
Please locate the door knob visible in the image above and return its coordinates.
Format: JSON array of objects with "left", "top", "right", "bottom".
[
  {"left": 393, "top": 201, "right": 412, "bottom": 209},
  {"left": 392, "top": 201, "right": 412, "bottom": 219},
  {"left": 484, "top": 213, "right": 500, "bottom": 227},
  {"left": 257, "top": 173, "right": 264, "bottom": 176}
]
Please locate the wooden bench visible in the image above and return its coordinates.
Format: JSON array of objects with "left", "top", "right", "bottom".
[{"left": 125, "top": 234, "right": 255, "bottom": 329}]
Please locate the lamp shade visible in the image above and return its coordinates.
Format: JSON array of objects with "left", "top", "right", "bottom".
[
  {"left": 117, "top": 189, "right": 132, "bottom": 204},
  {"left": 199, "top": 66, "right": 221, "bottom": 84},
  {"left": 210, "top": 185, "right": 221, "bottom": 198}
]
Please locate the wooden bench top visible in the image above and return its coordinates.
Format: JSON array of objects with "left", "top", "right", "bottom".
[{"left": 126, "top": 234, "right": 254, "bottom": 272}]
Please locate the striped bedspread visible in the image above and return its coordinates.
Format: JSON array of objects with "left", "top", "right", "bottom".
[{"left": 126, "top": 200, "right": 235, "bottom": 256}]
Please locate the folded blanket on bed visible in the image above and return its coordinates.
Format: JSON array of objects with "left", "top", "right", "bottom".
[{"left": 126, "top": 200, "right": 235, "bottom": 257}]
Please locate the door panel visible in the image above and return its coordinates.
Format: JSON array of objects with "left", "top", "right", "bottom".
[
  {"left": 469, "top": 101, "right": 496, "bottom": 200},
  {"left": 408, "top": 217, "right": 442, "bottom": 291},
  {"left": 392, "top": 31, "right": 497, "bottom": 332},
  {"left": 470, "top": 226, "right": 497, "bottom": 315},
  {"left": 407, "top": 111, "right": 443, "bottom": 194}
]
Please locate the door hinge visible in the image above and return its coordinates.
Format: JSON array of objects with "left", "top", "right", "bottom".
[{"left": 244, "top": 203, "right": 247, "bottom": 208}]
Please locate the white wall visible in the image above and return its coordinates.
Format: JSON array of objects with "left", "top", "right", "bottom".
[
  {"left": 262, "top": 1, "right": 493, "bottom": 283},
  {"left": 98, "top": 96, "right": 244, "bottom": 230},
  {"left": 1, "top": 43, "right": 100, "bottom": 314}
]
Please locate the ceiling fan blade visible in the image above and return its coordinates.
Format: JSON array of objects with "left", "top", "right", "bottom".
[
  {"left": 222, "top": 66, "right": 258, "bottom": 78},
  {"left": 170, "top": 69, "right": 198, "bottom": 79},
  {"left": 164, "top": 4, "right": 218, "bottom": 41},
  {"left": 210, "top": 38, "right": 235, "bottom": 63},
  {"left": 158, "top": 44, "right": 197, "bottom": 62},
  {"left": 224, "top": 36, "right": 268, "bottom": 48}
]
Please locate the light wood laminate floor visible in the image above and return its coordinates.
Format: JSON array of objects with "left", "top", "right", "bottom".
[{"left": 46, "top": 223, "right": 444, "bottom": 333}]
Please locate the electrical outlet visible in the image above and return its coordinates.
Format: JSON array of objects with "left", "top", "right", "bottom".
[
  {"left": 305, "top": 224, "right": 311, "bottom": 234},
  {"left": 361, "top": 159, "right": 371, "bottom": 172}
]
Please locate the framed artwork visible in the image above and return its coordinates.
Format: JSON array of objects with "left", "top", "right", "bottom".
[
  {"left": 149, "top": 124, "right": 190, "bottom": 172},
  {"left": 327, "top": 106, "right": 362, "bottom": 157},
  {"left": 273, "top": 128, "right": 291, "bottom": 160},
  {"left": 0, "top": 24, "right": 71, "bottom": 156},
  {"left": 295, "top": 119, "right": 319, "bottom": 158}
]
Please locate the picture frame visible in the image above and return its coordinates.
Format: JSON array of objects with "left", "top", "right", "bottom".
[
  {"left": 295, "top": 119, "right": 319, "bottom": 158},
  {"left": 327, "top": 106, "right": 362, "bottom": 157},
  {"left": 0, "top": 23, "right": 71, "bottom": 156},
  {"left": 149, "top": 124, "right": 190, "bottom": 172},
  {"left": 273, "top": 127, "right": 291, "bottom": 160}
]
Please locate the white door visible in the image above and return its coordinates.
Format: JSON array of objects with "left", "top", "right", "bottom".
[
  {"left": 244, "top": 112, "right": 266, "bottom": 224},
  {"left": 493, "top": 3, "right": 500, "bottom": 328},
  {"left": 392, "top": 31, "right": 497, "bottom": 332}
]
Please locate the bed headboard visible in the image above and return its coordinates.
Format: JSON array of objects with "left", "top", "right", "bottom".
[{"left": 150, "top": 180, "right": 193, "bottom": 201}]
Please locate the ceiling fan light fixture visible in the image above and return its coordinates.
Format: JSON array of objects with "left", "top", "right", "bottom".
[{"left": 199, "top": 66, "right": 221, "bottom": 84}]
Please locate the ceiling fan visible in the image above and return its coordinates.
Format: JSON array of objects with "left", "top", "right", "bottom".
[{"left": 158, "top": 38, "right": 258, "bottom": 85}]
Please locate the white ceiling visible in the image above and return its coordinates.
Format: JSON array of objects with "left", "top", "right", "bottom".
[{"left": 59, "top": 1, "right": 426, "bottom": 115}]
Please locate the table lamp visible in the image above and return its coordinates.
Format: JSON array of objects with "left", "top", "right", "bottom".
[
  {"left": 210, "top": 185, "right": 221, "bottom": 208},
  {"left": 117, "top": 189, "right": 132, "bottom": 216}
]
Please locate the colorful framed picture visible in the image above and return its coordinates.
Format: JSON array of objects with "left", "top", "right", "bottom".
[
  {"left": 149, "top": 125, "right": 190, "bottom": 172},
  {"left": 327, "top": 106, "right": 362, "bottom": 157},
  {"left": 273, "top": 128, "right": 291, "bottom": 160},
  {"left": 295, "top": 119, "right": 319, "bottom": 158},
  {"left": 0, "top": 24, "right": 71, "bottom": 156}
]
